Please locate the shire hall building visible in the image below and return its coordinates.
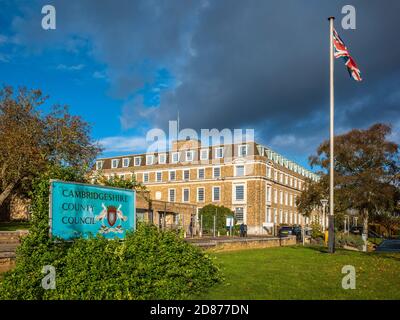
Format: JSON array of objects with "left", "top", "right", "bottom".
[{"left": 93, "top": 139, "right": 319, "bottom": 235}]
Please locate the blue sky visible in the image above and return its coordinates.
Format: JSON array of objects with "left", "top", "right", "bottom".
[{"left": 1, "top": 0, "right": 399, "bottom": 170}]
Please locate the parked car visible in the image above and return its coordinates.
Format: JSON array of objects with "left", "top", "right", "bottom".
[
  {"left": 278, "top": 226, "right": 293, "bottom": 237},
  {"left": 350, "top": 226, "right": 363, "bottom": 235},
  {"left": 375, "top": 239, "right": 400, "bottom": 253}
]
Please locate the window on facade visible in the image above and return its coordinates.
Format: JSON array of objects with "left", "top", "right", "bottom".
[
  {"left": 274, "top": 189, "right": 278, "bottom": 203},
  {"left": 266, "top": 185, "right": 272, "bottom": 202},
  {"left": 235, "top": 207, "right": 244, "bottom": 223},
  {"left": 279, "top": 210, "right": 283, "bottom": 224},
  {"left": 183, "top": 169, "right": 190, "bottom": 180},
  {"left": 111, "top": 159, "right": 119, "bottom": 169},
  {"left": 294, "top": 179, "right": 297, "bottom": 188},
  {"left": 146, "top": 155, "right": 154, "bottom": 165},
  {"left": 169, "top": 170, "right": 176, "bottom": 181},
  {"left": 266, "top": 207, "right": 271, "bottom": 223},
  {"left": 96, "top": 161, "right": 103, "bottom": 170},
  {"left": 171, "top": 152, "right": 179, "bottom": 163},
  {"left": 238, "top": 144, "right": 247, "bottom": 157},
  {"left": 235, "top": 185, "right": 245, "bottom": 201},
  {"left": 169, "top": 189, "right": 176, "bottom": 202},
  {"left": 200, "top": 149, "right": 209, "bottom": 160},
  {"left": 197, "top": 187, "right": 205, "bottom": 202},
  {"left": 134, "top": 157, "right": 141, "bottom": 166},
  {"left": 198, "top": 168, "right": 205, "bottom": 179},
  {"left": 122, "top": 158, "right": 130, "bottom": 168},
  {"left": 215, "top": 147, "right": 224, "bottom": 159},
  {"left": 235, "top": 165, "right": 245, "bottom": 177},
  {"left": 280, "top": 173, "right": 283, "bottom": 183},
  {"left": 290, "top": 194, "right": 293, "bottom": 206},
  {"left": 143, "top": 172, "right": 149, "bottom": 183},
  {"left": 213, "top": 167, "right": 221, "bottom": 178},
  {"left": 267, "top": 167, "right": 272, "bottom": 179},
  {"left": 158, "top": 153, "right": 166, "bottom": 164},
  {"left": 183, "top": 188, "right": 189, "bottom": 202},
  {"left": 213, "top": 186, "right": 220, "bottom": 201},
  {"left": 285, "top": 175, "right": 288, "bottom": 185},
  {"left": 274, "top": 208, "right": 278, "bottom": 223},
  {"left": 285, "top": 192, "right": 288, "bottom": 205},
  {"left": 274, "top": 171, "right": 278, "bottom": 181},
  {"left": 285, "top": 211, "right": 288, "bottom": 224},
  {"left": 156, "top": 171, "right": 162, "bottom": 182},
  {"left": 185, "top": 150, "right": 194, "bottom": 162},
  {"left": 280, "top": 191, "right": 283, "bottom": 205}
]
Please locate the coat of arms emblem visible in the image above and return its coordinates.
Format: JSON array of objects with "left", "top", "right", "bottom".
[{"left": 96, "top": 203, "right": 128, "bottom": 234}]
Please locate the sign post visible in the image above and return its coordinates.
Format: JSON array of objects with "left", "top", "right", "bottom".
[{"left": 49, "top": 180, "right": 135, "bottom": 240}]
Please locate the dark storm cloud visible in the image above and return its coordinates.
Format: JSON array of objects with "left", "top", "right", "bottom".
[{"left": 9, "top": 0, "right": 400, "bottom": 160}]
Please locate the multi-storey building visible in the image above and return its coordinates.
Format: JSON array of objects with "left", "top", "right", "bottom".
[{"left": 94, "top": 139, "right": 319, "bottom": 235}]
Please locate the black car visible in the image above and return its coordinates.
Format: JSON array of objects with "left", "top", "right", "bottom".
[
  {"left": 278, "top": 226, "right": 293, "bottom": 237},
  {"left": 375, "top": 239, "right": 400, "bottom": 253},
  {"left": 278, "top": 226, "right": 302, "bottom": 238},
  {"left": 350, "top": 226, "right": 363, "bottom": 235}
]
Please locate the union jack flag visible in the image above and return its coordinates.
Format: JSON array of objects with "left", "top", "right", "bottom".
[{"left": 333, "top": 28, "right": 362, "bottom": 81}]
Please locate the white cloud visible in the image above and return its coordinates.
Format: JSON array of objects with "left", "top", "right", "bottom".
[
  {"left": 56, "top": 64, "right": 85, "bottom": 71},
  {"left": 93, "top": 71, "right": 107, "bottom": 79},
  {"left": 0, "top": 35, "right": 7, "bottom": 45},
  {"left": 98, "top": 136, "right": 148, "bottom": 153}
]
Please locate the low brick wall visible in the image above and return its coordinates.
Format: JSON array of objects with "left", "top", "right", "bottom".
[{"left": 203, "top": 236, "right": 297, "bottom": 252}]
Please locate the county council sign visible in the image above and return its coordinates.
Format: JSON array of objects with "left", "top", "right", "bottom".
[{"left": 49, "top": 180, "right": 135, "bottom": 240}]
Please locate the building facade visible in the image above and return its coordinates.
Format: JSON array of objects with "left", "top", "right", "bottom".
[{"left": 94, "top": 139, "right": 319, "bottom": 235}]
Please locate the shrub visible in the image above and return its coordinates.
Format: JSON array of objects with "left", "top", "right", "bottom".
[
  {"left": 0, "top": 166, "right": 221, "bottom": 300},
  {"left": 335, "top": 232, "right": 364, "bottom": 250},
  {"left": 310, "top": 221, "right": 324, "bottom": 239}
]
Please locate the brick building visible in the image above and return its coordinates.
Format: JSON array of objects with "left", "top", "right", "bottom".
[{"left": 94, "top": 139, "right": 319, "bottom": 235}]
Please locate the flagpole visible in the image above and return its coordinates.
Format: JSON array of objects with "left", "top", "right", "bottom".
[{"left": 328, "top": 16, "right": 335, "bottom": 253}]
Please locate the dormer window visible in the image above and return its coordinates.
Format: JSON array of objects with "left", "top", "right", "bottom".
[
  {"left": 134, "top": 156, "right": 142, "bottom": 166},
  {"left": 122, "top": 158, "right": 130, "bottom": 168},
  {"left": 215, "top": 147, "right": 224, "bottom": 159},
  {"left": 111, "top": 159, "right": 119, "bottom": 169},
  {"left": 158, "top": 153, "right": 166, "bottom": 164},
  {"left": 238, "top": 145, "right": 248, "bottom": 157},
  {"left": 185, "top": 150, "right": 194, "bottom": 162},
  {"left": 96, "top": 161, "right": 103, "bottom": 170},
  {"left": 171, "top": 152, "right": 179, "bottom": 163},
  {"left": 146, "top": 154, "right": 154, "bottom": 165},
  {"left": 200, "top": 149, "right": 209, "bottom": 161}
]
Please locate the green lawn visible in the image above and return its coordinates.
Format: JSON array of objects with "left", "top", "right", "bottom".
[
  {"left": 0, "top": 221, "right": 30, "bottom": 231},
  {"left": 197, "top": 246, "right": 400, "bottom": 300}
]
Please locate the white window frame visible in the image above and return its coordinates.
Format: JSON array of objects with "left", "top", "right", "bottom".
[
  {"left": 215, "top": 147, "right": 224, "bottom": 159},
  {"left": 279, "top": 210, "right": 283, "bottom": 224},
  {"left": 274, "top": 208, "right": 278, "bottom": 224},
  {"left": 212, "top": 186, "right": 221, "bottom": 202},
  {"left": 96, "top": 160, "right": 103, "bottom": 170},
  {"left": 285, "top": 192, "right": 288, "bottom": 206},
  {"left": 158, "top": 153, "right": 166, "bottom": 164},
  {"left": 266, "top": 185, "right": 272, "bottom": 202},
  {"left": 233, "top": 183, "right": 246, "bottom": 203},
  {"left": 234, "top": 207, "right": 245, "bottom": 223},
  {"left": 168, "top": 188, "right": 176, "bottom": 202},
  {"left": 213, "top": 166, "right": 221, "bottom": 179},
  {"left": 171, "top": 152, "right": 180, "bottom": 164},
  {"left": 183, "top": 169, "right": 190, "bottom": 181},
  {"left": 143, "top": 172, "right": 149, "bottom": 183},
  {"left": 280, "top": 191, "right": 283, "bottom": 205},
  {"left": 182, "top": 188, "right": 190, "bottom": 203},
  {"left": 122, "top": 158, "right": 130, "bottom": 168},
  {"left": 146, "top": 154, "right": 154, "bottom": 165},
  {"left": 198, "top": 168, "right": 205, "bottom": 180},
  {"left": 185, "top": 150, "right": 194, "bottom": 162},
  {"left": 235, "top": 165, "right": 245, "bottom": 177},
  {"left": 111, "top": 159, "right": 119, "bottom": 169},
  {"left": 156, "top": 171, "right": 162, "bottom": 182},
  {"left": 197, "top": 187, "right": 205, "bottom": 202},
  {"left": 238, "top": 144, "right": 248, "bottom": 157},
  {"left": 274, "top": 188, "right": 278, "bottom": 203},
  {"left": 200, "top": 148, "right": 209, "bottom": 161},
  {"left": 134, "top": 156, "right": 141, "bottom": 166},
  {"left": 169, "top": 170, "right": 176, "bottom": 181}
]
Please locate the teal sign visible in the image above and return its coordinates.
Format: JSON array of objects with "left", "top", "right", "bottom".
[{"left": 49, "top": 180, "right": 135, "bottom": 240}]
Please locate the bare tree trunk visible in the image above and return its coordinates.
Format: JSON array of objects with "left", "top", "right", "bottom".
[
  {"left": 0, "top": 182, "right": 16, "bottom": 209},
  {"left": 362, "top": 209, "right": 369, "bottom": 252}
]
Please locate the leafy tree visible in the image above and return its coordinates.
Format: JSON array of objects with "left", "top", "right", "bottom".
[
  {"left": 198, "top": 204, "right": 234, "bottom": 233},
  {"left": 299, "top": 123, "right": 400, "bottom": 251},
  {"left": 0, "top": 86, "right": 101, "bottom": 210}
]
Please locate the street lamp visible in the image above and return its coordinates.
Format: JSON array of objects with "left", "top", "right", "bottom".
[{"left": 320, "top": 199, "right": 328, "bottom": 231}]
